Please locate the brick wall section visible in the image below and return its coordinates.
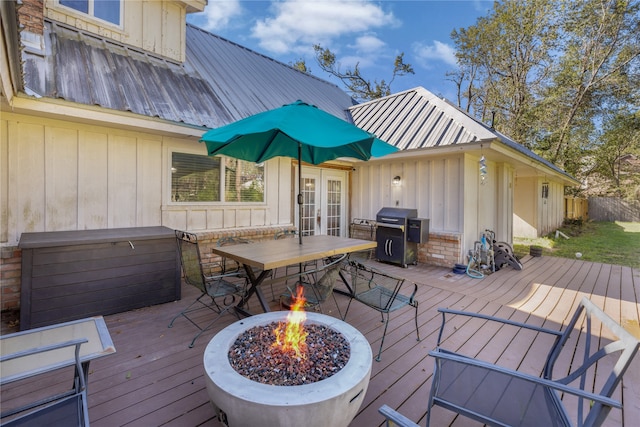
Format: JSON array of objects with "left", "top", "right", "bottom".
[
  {"left": 18, "top": 0, "right": 44, "bottom": 35},
  {"left": 418, "top": 232, "right": 462, "bottom": 268},
  {"left": 197, "top": 226, "right": 296, "bottom": 273},
  {"left": 1, "top": 247, "right": 22, "bottom": 311}
]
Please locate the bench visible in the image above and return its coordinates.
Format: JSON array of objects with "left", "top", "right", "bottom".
[{"left": 1, "top": 316, "right": 116, "bottom": 426}]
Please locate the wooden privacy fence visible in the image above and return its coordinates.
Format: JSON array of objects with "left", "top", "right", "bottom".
[
  {"left": 588, "top": 197, "right": 640, "bottom": 222},
  {"left": 564, "top": 196, "right": 588, "bottom": 220}
]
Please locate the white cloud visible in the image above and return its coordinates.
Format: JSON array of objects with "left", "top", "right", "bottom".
[
  {"left": 251, "top": 0, "right": 398, "bottom": 54},
  {"left": 351, "top": 35, "right": 386, "bottom": 53},
  {"left": 413, "top": 40, "right": 457, "bottom": 68},
  {"left": 197, "top": 0, "right": 243, "bottom": 31}
]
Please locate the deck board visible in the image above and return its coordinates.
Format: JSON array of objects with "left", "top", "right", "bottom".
[{"left": 2, "top": 255, "right": 638, "bottom": 427}]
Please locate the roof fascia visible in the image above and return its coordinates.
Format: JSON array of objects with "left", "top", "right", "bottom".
[
  {"left": 488, "top": 140, "right": 580, "bottom": 186},
  {"left": 3, "top": 94, "right": 206, "bottom": 138}
]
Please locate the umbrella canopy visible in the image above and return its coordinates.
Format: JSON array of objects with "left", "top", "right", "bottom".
[{"left": 200, "top": 100, "right": 399, "bottom": 243}]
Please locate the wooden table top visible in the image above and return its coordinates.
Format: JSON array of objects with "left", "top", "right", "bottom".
[{"left": 211, "top": 235, "right": 376, "bottom": 270}]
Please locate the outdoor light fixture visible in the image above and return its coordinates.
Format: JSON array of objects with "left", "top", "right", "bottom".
[{"left": 392, "top": 176, "right": 402, "bottom": 186}]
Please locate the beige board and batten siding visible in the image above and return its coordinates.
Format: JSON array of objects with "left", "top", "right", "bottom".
[
  {"left": 0, "top": 111, "right": 292, "bottom": 246},
  {"left": 45, "top": 0, "right": 205, "bottom": 63},
  {"left": 351, "top": 150, "right": 513, "bottom": 265}
]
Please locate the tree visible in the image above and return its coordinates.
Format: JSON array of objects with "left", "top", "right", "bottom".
[
  {"left": 451, "top": 0, "right": 558, "bottom": 144},
  {"left": 289, "top": 59, "right": 310, "bottom": 73},
  {"left": 313, "top": 44, "right": 414, "bottom": 102},
  {"left": 590, "top": 111, "right": 640, "bottom": 197},
  {"left": 450, "top": 0, "right": 640, "bottom": 185},
  {"left": 540, "top": 0, "right": 640, "bottom": 170}
]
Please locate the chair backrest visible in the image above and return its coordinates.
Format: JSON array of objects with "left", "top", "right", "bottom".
[
  {"left": 274, "top": 230, "right": 298, "bottom": 240},
  {"left": 216, "top": 236, "right": 251, "bottom": 273},
  {"left": 348, "top": 261, "right": 407, "bottom": 311},
  {"left": 309, "top": 255, "right": 346, "bottom": 302},
  {"left": 175, "top": 230, "right": 206, "bottom": 292},
  {"left": 544, "top": 297, "right": 640, "bottom": 427}
]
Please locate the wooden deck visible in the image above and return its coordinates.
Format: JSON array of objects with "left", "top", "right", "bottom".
[{"left": 2, "top": 255, "right": 639, "bottom": 426}]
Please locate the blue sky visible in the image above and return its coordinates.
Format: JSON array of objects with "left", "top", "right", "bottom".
[{"left": 187, "top": 0, "right": 494, "bottom": 102}]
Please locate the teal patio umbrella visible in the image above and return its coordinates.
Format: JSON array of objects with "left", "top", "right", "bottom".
[{"left": 200, "top": 100, "right": 398, "bottom": 244}]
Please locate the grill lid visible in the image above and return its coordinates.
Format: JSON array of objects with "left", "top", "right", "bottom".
[{"left": 376, "top": 207, "right": 418, "bottom": 224}]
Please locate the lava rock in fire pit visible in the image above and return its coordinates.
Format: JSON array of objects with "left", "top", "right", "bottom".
[{"left": 228, "top": 322, "right": 350, "bottom": 386}]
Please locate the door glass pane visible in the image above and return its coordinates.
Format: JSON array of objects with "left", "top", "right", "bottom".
[
  {"left": 301, "top": 177, "right": 316, "bottom": 236},
  {"left": 326, "top": 179, "right": 341, "bottom": 236}
]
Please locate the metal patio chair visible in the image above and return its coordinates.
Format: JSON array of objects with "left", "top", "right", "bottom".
[
  {"left": 379, "top": 297, "right": 640, "bottom": 427},
  {"left": 169, "top": 230, "right": 248, "bottom": 348},
  {"left": 348, "top": 218, "right": 376, "bottom": 262},
  {"left": 279, "top": 253, "right": 347, "bottom": 318},
  {"left": 342, "top": 261, "right": 420, "bottom": 361},
  {"left": 216, "top": 236, "right": 253, "bottom": 274},
  {"left": 271, "top": 229, "right": 318, "bottom": 300}
]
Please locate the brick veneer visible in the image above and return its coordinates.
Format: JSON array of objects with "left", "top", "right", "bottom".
[
  {"left": 418, "top": 232, "right": 463, "bottom": 268},
  {"left": 18, "top": 0, "right": 44, "bottom": 35},
  {"left": 0, "top": 247, "right": 21, "bottom": 312}
]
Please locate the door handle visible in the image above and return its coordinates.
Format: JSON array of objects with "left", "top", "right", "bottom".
[{"left": 317, "top": 209, "right": 321, "bottom": 226}]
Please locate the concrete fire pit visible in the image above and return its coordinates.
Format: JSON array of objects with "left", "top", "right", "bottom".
[{"left": 203, "top": 312, "right": 372, "bottom": 427}]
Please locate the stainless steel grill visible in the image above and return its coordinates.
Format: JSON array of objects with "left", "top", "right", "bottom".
[{"left": 375, "top": 207, "right": 418, "bottom": 268}]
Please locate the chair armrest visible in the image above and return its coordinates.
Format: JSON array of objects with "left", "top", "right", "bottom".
[
  {"left": 203, "top": 270, "right": 248, "bottom": 281},
  {"left": 378, "top": 404, "right": 420, "bottom": 427},
  {"left": 429, "top": 349, "right": 622, "bottom": 409}
]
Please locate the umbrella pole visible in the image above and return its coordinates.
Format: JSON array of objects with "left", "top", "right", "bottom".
[{"left": 298, "top": 143, "right": 303, "bottom": 245}]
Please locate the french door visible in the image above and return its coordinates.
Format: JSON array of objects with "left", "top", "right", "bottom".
[{"left": 298, "top": 168, "right": 347, "bottom": 237}]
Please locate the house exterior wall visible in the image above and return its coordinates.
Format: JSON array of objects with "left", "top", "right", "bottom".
[
  {"left": 514, "top": 177, "right": 538, "bottom": 237},
  {"left": 0, "top": 111, "right": 295, "bottom": 310},
  {"left": 350, "top": 152, "right": 512, "bottom": 267},
  {"left": 44, "top": 0, "right": 204, "bottom": 62},
  {"left": 514, "top": 176, "right": 565, "bottom": 238},
  {"left": 0, "top": 111, "right": 293, "bottom": 245}
]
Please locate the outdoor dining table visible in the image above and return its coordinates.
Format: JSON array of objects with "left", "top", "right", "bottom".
[{"left": 211, "top": 235, "right": 376, "bottom": 316}]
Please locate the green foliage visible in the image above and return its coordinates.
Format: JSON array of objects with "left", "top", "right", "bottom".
[
  {"left": 451, "top": 0, "right": 640, "bottom": 195},
  {"left": 313, "top": 44, "right": 414, "bottom": 102},
  {"left": 290, "top": 58, "right": 310, "bottom": 73},
  {"left": 589, "top": 110, "right": 640, "bottom": 198}
]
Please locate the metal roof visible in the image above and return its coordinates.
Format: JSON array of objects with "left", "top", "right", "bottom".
[
  {"left": 21, "top": 21, "right": 355, "bottom": 128},
  {"left": 350, "top": 87, "right": 576, "bottom": 181},
  {"left": 349, "top": 87, "right": 496, "bottom": 149}
]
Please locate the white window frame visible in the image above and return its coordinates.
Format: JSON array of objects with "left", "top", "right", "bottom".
[
  {"left": 57, "top": 0, "right": 123, "bottom": 27},
  {"left": 169, "top": 150, "right": 266, "bottom": 205}
]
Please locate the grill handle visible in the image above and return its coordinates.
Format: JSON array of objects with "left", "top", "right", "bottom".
[
  {"left": 376, "top": 223, "right": 405, "bottom": 232},
  {"left": 378, "top": 217, "right": 402, "bottom": 223}
]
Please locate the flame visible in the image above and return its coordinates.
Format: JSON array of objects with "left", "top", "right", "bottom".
[{"left": 273, "top": 285, "right": 308, "bottom": 358}]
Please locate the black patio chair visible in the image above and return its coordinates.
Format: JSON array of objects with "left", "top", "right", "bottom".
[
  {"left": 279, "top": 253, "right": 347, "bottom": 318},
  {"left": 271, "top": 229, "right": 318, "bottom": 300},
  {"left": 169, "top": 230, "right": 248, "bottom": 348},
  {"left": 348, "top": 218, "right": 376, "bottom": 262},
  {"left": 379, "top": 297, "right": 640, "bottom": 427},
  {"left": 342, "top": 261, "right": 420, "bottom": 361},
  {"left": 216, "top": 236, "right": 253, "bottom": 274}
]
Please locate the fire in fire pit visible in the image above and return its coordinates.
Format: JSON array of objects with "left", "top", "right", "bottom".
[
  {"left": 229, "top": 322, "right": 350, "bottom": 386},
  {"left": 228, "top": 286, "right": 351, "bottom": 386}
]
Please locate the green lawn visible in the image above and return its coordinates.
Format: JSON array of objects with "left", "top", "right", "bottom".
[{"left": 513, "top": 221, "right": 640, "bottom": 269}]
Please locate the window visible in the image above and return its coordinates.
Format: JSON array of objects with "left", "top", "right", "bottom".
[
  {"left": 171, "top": 152, "right": 264, "bottom": 203},
  {"left": 541, "top": 182, "right": 549, "bottom": 199},
  {"left": 60, "top": 0, "right": 121, "bottom": 25}
]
